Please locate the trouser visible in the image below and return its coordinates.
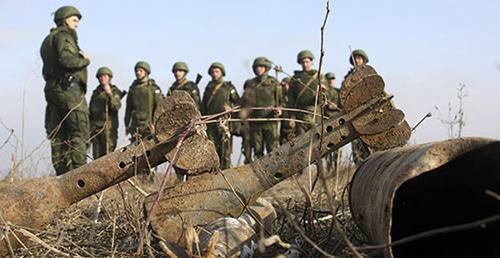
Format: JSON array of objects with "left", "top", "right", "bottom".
[
  {"left": 45, "top": 82, "right": 89, "bottom": 176},
  {"left": 251, "top": 122, "right": 278, "bottom": 158},
  {"left": 91, "top": 127, "right": 117, "bottom": 159},
  {"left": 207, "top": 124, "right": 232, "bottom": 169},
  {"left": 279, "top": 122, "right": 293, "bottom": 145}
]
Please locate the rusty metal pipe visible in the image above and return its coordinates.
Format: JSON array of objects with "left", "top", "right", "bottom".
[
  {"left": 146, "top": 94, "right": 404, "bottom": 246},
  {"left": 349, "top": 137, "right": 500, "bottom": 258},
  {"left": 0, "top": 91, "right": 215, "bottom": 255}
]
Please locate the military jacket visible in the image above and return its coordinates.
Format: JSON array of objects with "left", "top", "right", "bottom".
[
  {"left": 167, "top": 79, "right": 201, "bottom": 108},
  {"left": 242, "top": 75, "right": 282, "bottom": 118},
  {"left": 124, "top": 79, "right": 163, "bottom": 131},
  {"left": 40, "top": 26, "right": 89, "bottom": 88},
  {"left": 89, "top": 84, "right": 123, "bottom": 131},
  {"left": 289, "top": 69, "right": 326, "bottom": 108},
  {"left": 201, "top": 80, "right": 240, "bottom": 115}
]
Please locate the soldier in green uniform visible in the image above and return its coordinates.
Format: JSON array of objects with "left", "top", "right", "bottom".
[
  {"left": 41, "top": 6, "right": 91, "bottom": 175},
  {"left": 242, "top": 57, "right": 282, "bottom": 158},
  {"left": 124, "top": 61, "right": 163, "bottom": 141},
  {"left": 344, "top": 49, "right": 372, "bottom": 165},
  {"left": 167, "top": 62, "right": 201, "bottom": 109},
  {"left": 288, "top": 50, "right": 329, "bottom": 136},
  {"left": 325, "top": 72, "right": 341, "bottom": 118},
  {"left": 279, "top": 77, "right": 293, "bottom": 145},
  {"left": 89, "top": 67, "right": 124, "bottom": 159},
  {"left": 201, "top": 62, "right": 240, "bottom": 169}
]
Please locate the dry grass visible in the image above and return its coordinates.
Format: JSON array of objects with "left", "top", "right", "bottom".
[{"left": 7, "top": 156, "right": 372, "bottom": 258}]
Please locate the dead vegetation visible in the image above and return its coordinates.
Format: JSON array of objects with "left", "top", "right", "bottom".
[{"left": 3, "top": 155, "right": 373, "bottom": 258}]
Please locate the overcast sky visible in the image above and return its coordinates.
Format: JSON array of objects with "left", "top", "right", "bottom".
[{"left": 0, "top": 0, "right": 499, "bottom": 177}]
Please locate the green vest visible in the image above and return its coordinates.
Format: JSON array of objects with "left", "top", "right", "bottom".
[
  {"left": 201, "top": 80, "right": 240, "bottom": 115},
  {"left": 89, "top": 84, "right": 123, "bottom": 131},
  {"left": 124, "top": 79, "right": 163, "bottom": 130}
]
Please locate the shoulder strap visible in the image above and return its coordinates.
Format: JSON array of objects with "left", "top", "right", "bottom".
[
  {"left": 297, "top": 72, "right": 318, "bottom": 99},
  {"left": 206, "top": 81, "right": 225, "bottom": 107}
]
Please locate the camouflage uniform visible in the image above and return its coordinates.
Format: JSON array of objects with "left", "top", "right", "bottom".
[
  {"left": 279, "top": 77, "right": 293, "bottom": 145},
  {"left": 201, "top": 62, "right": 240, "bottom": 169},
  {"left": 124, "top": 62, "right": 163, "bottom": 140},
  {"left": 89, "top": 67, "right": 124, "bottom": 159},
  {"left": 167, "top": 62, "right": 201, "bottom": 108},
  {"left": 289, "top": 51, "right": 329, "bottom": 136},
  {"left": 345, "top": 49, "right": 372, "bottom": 165},
  {"left": 243, "top": 57, "right": 281, "bottom": 158},
  {"left": 40, "top": 6, "right": 90, "bottom": 175}
]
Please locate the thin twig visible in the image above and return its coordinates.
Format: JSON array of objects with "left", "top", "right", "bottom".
[
  {"left": 17, "top": 228, "right": 71, "bottom": 257},
  {"left": 137, "top": 119, "right": 196, "bottom": 255},
  {"left": 358, "top": 213, "right": 500, "bottom": 251}
]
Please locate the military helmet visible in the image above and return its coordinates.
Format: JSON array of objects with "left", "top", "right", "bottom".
[
  {"left": 53, "top": 6, "right": 82, "bottom": 24},
  {"left": 350, "top": 49, "right": 369, "bottom": 65},
  {"left": 252, "top": 57, "right": 271, "bottom": 71},
  {"left": 135, "top": 61, "right": 151, "bottom": 74},
  {"left": 172, "top": 61, "right": 189, "bottom": 73},
  {"left": 297, "top": 50, "right": 314, "bottom": 63},
  {"left": 208, "top": 62, "right": 226, "bottom": 76},
  {"left": 281, "top": 77, "right": 291, "bottom": 84},
  {"left": 325, "top": 72, "right": 336, "bottom": 80},
  {"left": 96, "top": 66, "right": 113, "bottom": 78}
]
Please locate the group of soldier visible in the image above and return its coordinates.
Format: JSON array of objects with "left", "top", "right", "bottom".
[{"left": 41, "top": 6, "right": 371, "bottom": 176}]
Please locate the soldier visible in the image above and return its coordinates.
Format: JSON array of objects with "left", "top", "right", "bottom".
[
  {"left": 345, "top": 49, "right": 372, "bottom": 165},
  {"left": 167, "top": 62, "right": 201, "bottom": 109},
  {"left": 124, "top": 61, "right": 163, "bottom": 141},
  {"left": 41, "top": 5, "right": 91, "bottom": 175},
  {"left": 324, "top": 72, "right": 341, "bottom": 118},
  {"left": 288, "top": 50, "right": 328, "bottom": 136},
  {"left": 279, "top": 77, "right": 293, "bottom": 145},
  {"left": 89, "top": 67, "right": 124, "bottom": 159},
  {"left": 242, "top": 57, "right": 281, "bottom": 158},
  {"left": 201, "top": 62, "right": 240, "bottom": 169}
]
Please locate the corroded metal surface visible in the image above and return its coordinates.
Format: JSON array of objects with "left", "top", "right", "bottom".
[
  {"left": 0, "top": 91, "right": 215, "bottom": 255},
  {"left": 155, "top": 91, "right": 219, "bottom": 173},
  {"left": 340, "top": 64, "right": 378, "bottom": 104},
  {"left": 340, "top": 66, "right": 410, "bottom": 151},
  {"left": 349, "top": 137, "right": 500, "bottom": 258},
  {"left": 145, "top": 92, "right": 406, "bottom": 247}
]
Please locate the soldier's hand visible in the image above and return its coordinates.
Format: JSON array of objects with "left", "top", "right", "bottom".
[
  {"left": 273, "top": 107, "right": 282, "bottom": 117},
  {"left": 103, "top": 84, "right": 112, "bottom": 95},
  {"left": 79, "top": 50, "right": 91, "bottom": 61},
  {"left": 289, "top": 120, "right": 296, "bottom": 129}
]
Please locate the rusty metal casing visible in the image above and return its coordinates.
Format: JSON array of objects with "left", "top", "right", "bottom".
[
  {"left": 349, "top": 137, "right": 500, "bottom": 258},
  {"left": 145, "top": 93, "right": 407, "bottom": 247}
]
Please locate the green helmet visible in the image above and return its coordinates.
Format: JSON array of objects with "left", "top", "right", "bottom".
[
  {"left": 53, "top": 6, "right": 82, "bottom": 24},
  {"left": 208, "top": 62, "right": 226, "bottom": 76},
  {"left": 325, "top": 72, "right": 336, "bottom": 80},
  {"left": 252, "top": 57, "right": 271, "bottom": 72},
  {"left": 297, "top": 50, "right": 314, "bottom": 63},
  {"left": 172, "top": 61, "right": 189, "bottom": 73},
  {"left": 350, "top": 49, "right": 369, "bottom": 65},
  {"left": 96, "top": 66, "right": 113, "bottom": 78},
  {"left": 135, "top": 61, "right": 151, "bottom": 74},
  {"left": 281, "top": 77, "right": 291, "bottom": 84}
]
